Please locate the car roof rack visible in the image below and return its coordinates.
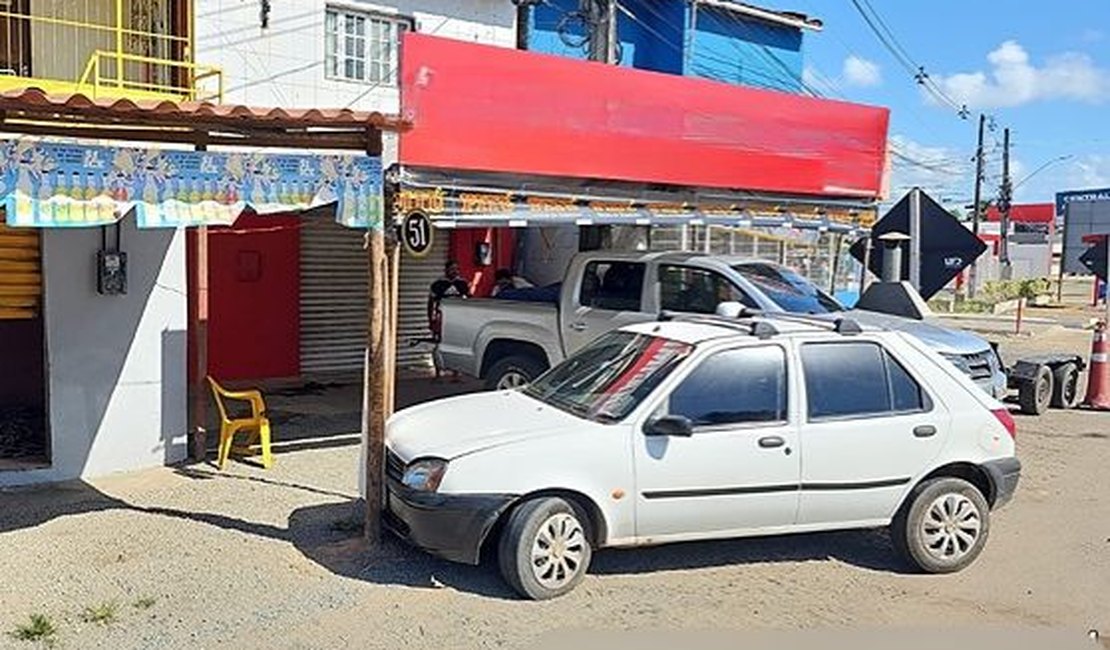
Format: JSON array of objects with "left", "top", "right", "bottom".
[
  {"left": 657, "top": 311, "right": 779, "bottom": 340},
  {"left": 659, "top": 307, "right": 864, "bottom": 338},
  {"left": 754, "top": 311, "right": 864, "bottom": 336}
]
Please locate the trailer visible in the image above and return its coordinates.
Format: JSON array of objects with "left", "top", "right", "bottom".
[{"left": 1002, "top": 349, "right": 1087, "bottom": 415}]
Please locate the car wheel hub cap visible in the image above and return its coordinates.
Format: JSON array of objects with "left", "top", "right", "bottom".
[
  {"left": 921, "top": 493, "right": 981, "bottom": 562},
  {"left": 497, "top": 372, "right": 528, "bottom": 390},
  {"left": 531, "top": 513, "right": 585, "bottom": 589}
]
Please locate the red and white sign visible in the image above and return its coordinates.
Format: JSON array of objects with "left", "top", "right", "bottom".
[{"left": 399, "top": 33, "right": 889, "bottom": 199}]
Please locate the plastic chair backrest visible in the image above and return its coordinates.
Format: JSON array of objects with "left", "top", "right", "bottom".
[{"left": 206, "top": 376, "right": 231, "bottom": 423}]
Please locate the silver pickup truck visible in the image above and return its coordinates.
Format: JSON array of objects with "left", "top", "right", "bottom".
[{"left": 439, "top": 251, "right": 1007, "bottom": 396}]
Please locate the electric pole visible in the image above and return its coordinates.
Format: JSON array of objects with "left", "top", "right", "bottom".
[
  {"left": 967, "top": 113, "right": 986, "bottom": 298},
  {"left": 1000, "top": 127, "right": 1013, "bottom": 281},
  {"left": 586, "top": 0, "right": 617, "bottom": 63}
]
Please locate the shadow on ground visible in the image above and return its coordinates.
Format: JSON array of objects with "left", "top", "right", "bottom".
[
  {"left": 3, "top": 472, "right": 906, "bottom": 602},
  {"left": 287, "top": 501, "right": 908, "bottom": 601}
]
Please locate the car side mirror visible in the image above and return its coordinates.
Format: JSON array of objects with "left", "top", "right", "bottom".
[{"left": 643, "top": 415, "right": 694, "bottom": 437}]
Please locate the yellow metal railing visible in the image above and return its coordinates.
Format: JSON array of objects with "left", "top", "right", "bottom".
[
  {"left": 79, "top": 51, "right": 223, "bottom": 102},
  {"left": 0, "top": 1, "right": 221, "bottom": 102}
]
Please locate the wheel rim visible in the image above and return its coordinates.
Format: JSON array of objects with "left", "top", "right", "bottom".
[
  {"left": 1063, "top": 371, "right": 1078, "bottom": 404},
  {"left": 530, "top": 513, "right": 586, "bottom": 590},
  {"left": 497, "top": 370, "right": 529, "bottom": 390},
  {"left": 1038, "top": 374, "right": 1052, "bottom": 404},
  {"left": 920, "top": 493, "right": 982, "bottom": 562}
]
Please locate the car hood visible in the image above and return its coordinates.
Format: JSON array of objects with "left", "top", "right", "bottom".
[
  {"left": 846, "top": 309, "right": 991, "bottom": 355},
  {"left": 386, "top": 390, "right": 587, "bottom": 461}
]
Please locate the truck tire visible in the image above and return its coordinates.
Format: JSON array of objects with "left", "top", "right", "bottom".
[
  {"left": 1051, "top": 362, "right": 1081, "bottom": 409},
  {"left": 485, "top": 355, "right": 547, "bottom": 391},
  {"left": 498, "top": 497, "right": 592, "bottom": 600},
  {"left": 891, "top": 477, "right": 990, "bottom": 574},
  {"left": 1018, "top": 365, "right": 1053, "bottom": 415}
]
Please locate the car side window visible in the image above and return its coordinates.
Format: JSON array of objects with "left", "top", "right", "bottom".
[
  {"left": 580, "top": 261, "right": 646, "bottom": 311},
  {"left": 659, "top": 265, "right": 758, "bottom": 314},
  {"left": 802, "top": 341, "right": 929, "bottom": 420},
  {"left": 668, "top": 346, "right": 787, "bottom": 427}
]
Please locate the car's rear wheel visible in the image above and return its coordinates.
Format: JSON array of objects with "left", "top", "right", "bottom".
[
  {"left": 1051, "top": 362, "right": 1081, "bottom": 409},
  {"left": 498, "top": 497, "right": 592, "bottom": 600},
  {"left": 485, "top": 355, "right": 547, "bottom": 391},
  {"left": 892, "top": 477, "right": 991, "bottom": 574}
]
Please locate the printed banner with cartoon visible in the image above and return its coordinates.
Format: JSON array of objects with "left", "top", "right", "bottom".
[{"left": 0, "top": 140, "right": 384, "bottom": 229}]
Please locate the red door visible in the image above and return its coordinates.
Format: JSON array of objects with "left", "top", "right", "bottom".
[{"left": 206, "top": 213, "right": 300, "bottom": 381}]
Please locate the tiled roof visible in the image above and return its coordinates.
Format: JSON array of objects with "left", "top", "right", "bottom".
[{"left": 0, "top": 88, "right": 405, "bottom": 130}]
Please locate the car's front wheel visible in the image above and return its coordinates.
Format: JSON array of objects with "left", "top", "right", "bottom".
[
  {"left": 498, "top": 497, "right": 592, "bottom": 600},
  {"left": 892, "top": 477, "right": 991, "bottom": 574}
]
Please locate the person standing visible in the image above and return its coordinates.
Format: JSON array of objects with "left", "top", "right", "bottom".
[{"left": 427, "top": 260, "right": 470, "bottom": 380}]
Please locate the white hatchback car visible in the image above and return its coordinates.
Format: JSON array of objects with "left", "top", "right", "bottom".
[{"left": 381, "top": 312, "right": 1021, "bottom": 600}]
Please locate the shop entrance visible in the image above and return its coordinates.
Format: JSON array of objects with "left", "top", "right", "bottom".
[{"left": 0, "top": 222, "right": 47, "bottom": 470}]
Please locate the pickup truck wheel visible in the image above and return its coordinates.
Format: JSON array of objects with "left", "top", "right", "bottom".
[
  {"left": 485, "top": 355, "right": 547, "bottom": 391},
  {"left": 498, "top": 497, "right": 592, "bottom": 600},
  {"left": 1051, "top": 362, "right": 1081, "bottom": 409},
  {"left": 891, "top": 477, "right": 990, "bottom": 574},
  {"left": 1017, "top": 365, "right": 1053, "bottom": 415}
]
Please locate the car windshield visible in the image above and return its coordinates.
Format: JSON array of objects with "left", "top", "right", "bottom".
[
  {"left": 522, "top": 331, "right": 692, "bottom": 423},
  {"left": 733, "top": 263, "right": 844, "bottom": 314}
]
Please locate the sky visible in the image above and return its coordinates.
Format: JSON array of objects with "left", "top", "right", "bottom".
[{"left": 784, "top": 0, "right": 1110, "bottom": 210}]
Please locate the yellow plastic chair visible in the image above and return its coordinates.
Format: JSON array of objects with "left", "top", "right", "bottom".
[{"left": 207, "top": 376, "right": 274, "bottom": 470}]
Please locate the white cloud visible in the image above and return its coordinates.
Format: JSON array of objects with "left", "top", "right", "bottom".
[
  {"left": 886, "top": 135, "right": 973, "bottom": 207},
  {"left": 842, "top": 55, "right": 881, "bottom": 87},
  {"left": 1072, "top": 155, "right": 1110, "bottom": 187},
  {"left": 930, "top": 40, "right": 1110, "bottom": 109}
]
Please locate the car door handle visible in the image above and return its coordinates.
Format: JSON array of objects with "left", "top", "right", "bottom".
[
  {"left": 913, "top": 425, "right": 937, "bottom": 438},
  {"left": 570, "top": 322, "right": 588, "bottom": 332},
  {"left": 758, "top": 436, "right": 785, "bottom": 448}
]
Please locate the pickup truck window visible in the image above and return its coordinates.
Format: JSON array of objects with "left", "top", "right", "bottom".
[
  {"left": 522, "top": 331, "right": 691, "bottom": 423},
  {"left": 668, "top": 346, "right": 788, "bottom": 427},
  {"left": 660, "top": 265, "right": 758, "bottom": 313},
  {"left": 732, "top": 263, "right": 843, "bottom": 314},
  {"left": 580, "top": 261, "right": 646, "bottom": 312}
]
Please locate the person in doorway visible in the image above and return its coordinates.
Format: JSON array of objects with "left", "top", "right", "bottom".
[{"left": 428, "top": 260, "right": 470, "bottom": 381}]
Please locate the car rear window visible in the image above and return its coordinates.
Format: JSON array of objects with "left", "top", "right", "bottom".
[{"left": 801, "top": 342, "right": 928, "bottom": 420}]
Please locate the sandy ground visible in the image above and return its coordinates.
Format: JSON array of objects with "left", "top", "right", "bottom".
[{"left": 1, "top": 328, "right": 1108, "bottom": 649}]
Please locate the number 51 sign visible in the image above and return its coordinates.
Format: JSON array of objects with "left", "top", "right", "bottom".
[{"left": 401, "top": 212, "right": 433, "bottom": 258}]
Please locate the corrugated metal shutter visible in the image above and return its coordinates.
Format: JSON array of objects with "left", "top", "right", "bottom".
[
  {"left": 0, "top": 222, "right": 41, "bottom": 320},
  {"left": 299, "top": 217, "right": 367, "bottom": 377},
  {"left": 396, "top": 232, "right": 449, "bottom": 371},
  {"left": 299, "top": 217, "right": 449, "bottom": 377}
]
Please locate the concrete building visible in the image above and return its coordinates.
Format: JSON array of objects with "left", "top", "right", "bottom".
[
  {"left": 0, "top": 2, "right": 200, "bottom": 485},
  {"left": 192, "top": 1, "right": 517, "bottom": 379}
]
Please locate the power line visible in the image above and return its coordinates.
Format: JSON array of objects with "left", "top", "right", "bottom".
[{"left": 846, "top": 0, "right": 968, "bottom": 117}]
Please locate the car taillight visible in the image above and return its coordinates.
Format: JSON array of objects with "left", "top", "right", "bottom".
[{"left": 992, "top": 408, "right": 1016, "bottom": 439}]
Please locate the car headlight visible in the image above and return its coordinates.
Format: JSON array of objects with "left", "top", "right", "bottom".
[{"left": 401, "top": 458, "right": 448, "bottom": 492}]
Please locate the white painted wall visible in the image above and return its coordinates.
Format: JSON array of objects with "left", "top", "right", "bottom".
[
  {"left": 195, "top": 0, "right": 516, "bottom": 164},
  {"left": 0, "top": 222, "right": 188, "bottom": 487}
]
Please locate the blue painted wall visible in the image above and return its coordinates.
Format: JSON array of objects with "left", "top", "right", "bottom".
[
  {"left": 687, "top": 5, "right": 803, "bottom": 92},
  {"left": 526, "top": 1, "right": 804, "bottom": 92}
]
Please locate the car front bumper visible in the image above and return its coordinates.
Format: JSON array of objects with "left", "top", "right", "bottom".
[
  {"left": 383, "top": 479, "right": 516, "bottom": 565},
  {"left": 983, "top": 457, "right": 1021, "bottom": 509}
]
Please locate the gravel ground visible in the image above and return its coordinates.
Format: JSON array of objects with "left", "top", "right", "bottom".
[{"left": 1, "top": 327, "right": 1108, "bottom": 649}]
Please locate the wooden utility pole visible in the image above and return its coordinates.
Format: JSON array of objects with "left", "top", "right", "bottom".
[
  {"left": 968, "top": 113, "right": 986, "bottom": 299},
  {"left": 363, "top": 222, "right": 388, "bottom": 544}
]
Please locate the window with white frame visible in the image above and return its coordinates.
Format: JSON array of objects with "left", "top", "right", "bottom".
[{"left": 325, "top": 7, "right": 409, "bottom": 85}]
